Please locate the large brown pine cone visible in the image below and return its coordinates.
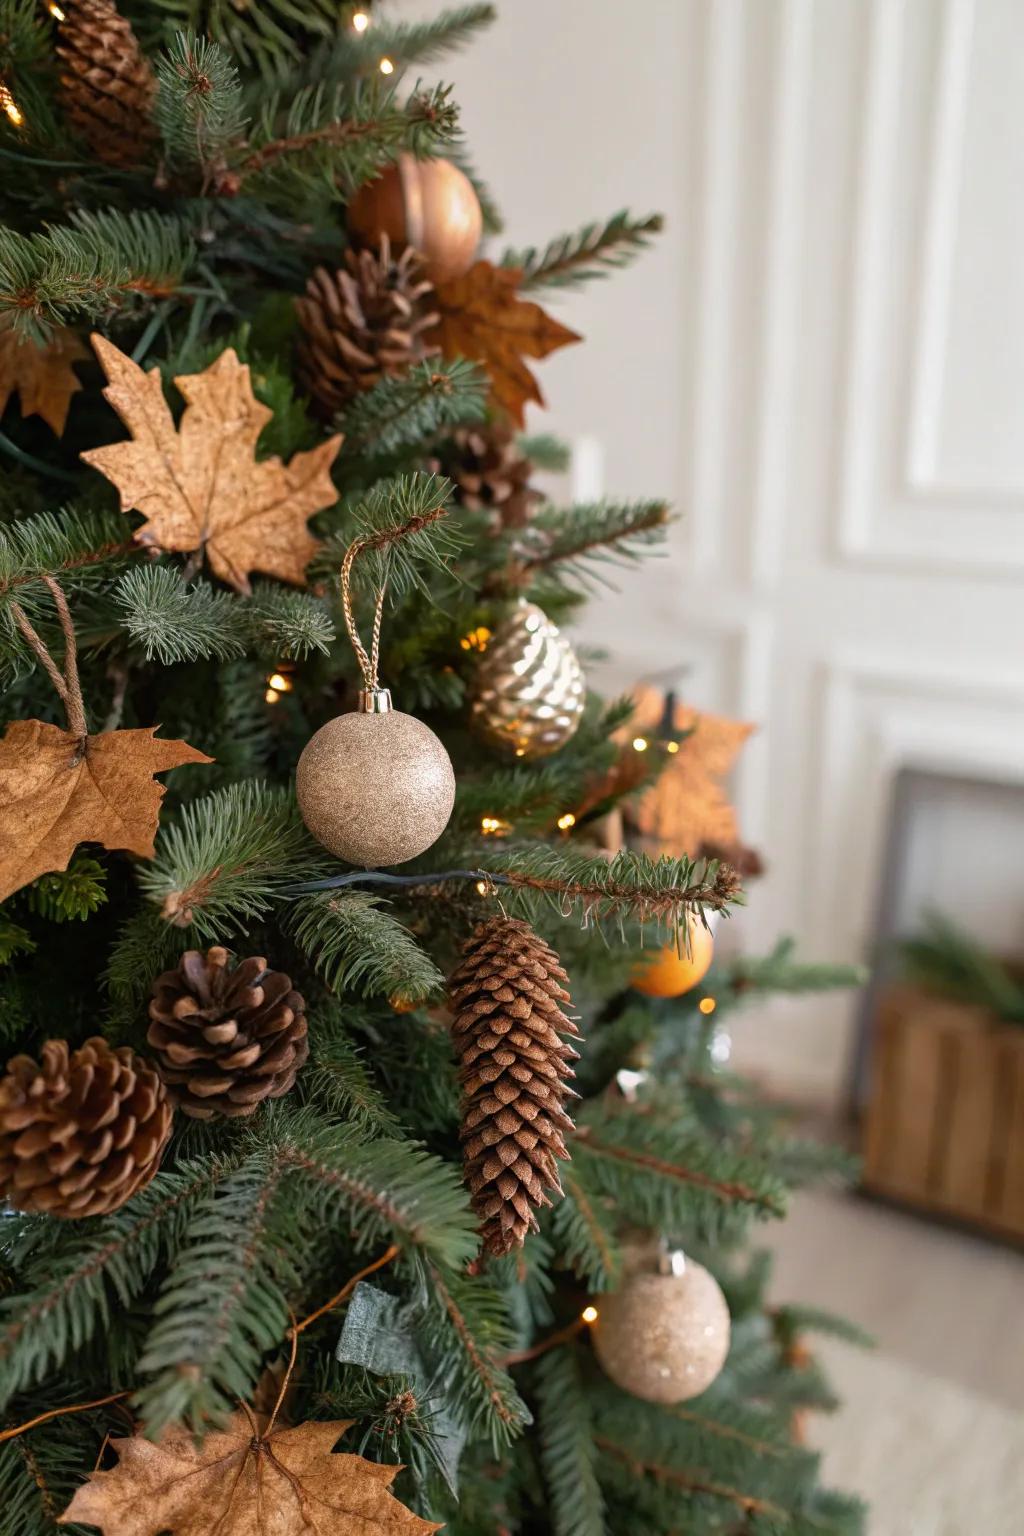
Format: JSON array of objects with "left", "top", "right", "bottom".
[
  {"left": 56, "top": 0, "right": 156, "bottom": 168},
  {"left": 449, "top": 917, "right": 580, "bottom": 1256},
  {"left": 148, "top": 947, "right": 308, "bottom": 1120},
  {"left": 434, "top": 423, "right": 540, "bottom": 530},
  {"left": 295, "top": 238, "right": 440, "bottom": 420},
  {"left": 0, "top": 1038, "right": 172, "bottom": 1219}
]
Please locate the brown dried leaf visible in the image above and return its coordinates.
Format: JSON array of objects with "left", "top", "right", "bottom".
[
  {"left": 60, "top": 1413, "right": 442, "bottom": 1536},
  {"left": 0, "top": 719, "right": 211, "bottom": 902},
  {"left": 625, "top": 688, "right": 755, "bottom": 859},
  {"left": 0, "top": 322, "right": 89, "bottom": 436},
  {"left": 430, "top": 260, "right": 580, "bottom": 426},
  {"left": 81, "top": 336, "right": 342, "bottom": 593}
]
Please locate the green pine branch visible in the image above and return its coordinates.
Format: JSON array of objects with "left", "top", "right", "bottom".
[
  {"left": 0, "top": 211, "right": 196, "bottom": 337},
  {"left": 535, "top": 1346, "right": 606, "bottom": 1536},
  {"left": 155, "top": 32, "right": 248, "bottom": 170},
  {"left": 241, "top": 79, "right": 459, "bottom": 196},
  {"left": 503, "top": 212, "right": 664, "bottom": 292},
  {"left": 335, "top": 5, "right": 496, "bottom": 74},
  {"left": 480, "top": 847, "right": 742, "bottom": 934},
  {"left": 113, "top": 567, "right": 336, "bottom": 664},
  {"left": 0, "top": 1158, "right": 231, "bottom": 1410},
  {"left": 336, "top": 358, "right": 489, "bottom": 457},
  {"left": 286, "top": 890, "right": 444, "bottom": 1005},
  {"left": 514, "top": 501, "right": 671, "bottom": 585},
  {"left": 723, "top": 937, "right": 868, "bottom": 996},
  {"left": 315, "top": 472, "right": 463, "bottom": 601},
  {"left": 305, "top": 1007, "right": 403, "bottom": 1137}
]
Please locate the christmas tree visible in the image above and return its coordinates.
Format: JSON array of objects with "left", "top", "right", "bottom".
[{"left": 0, "top": 5, "right": 868, "bottom": 1533}]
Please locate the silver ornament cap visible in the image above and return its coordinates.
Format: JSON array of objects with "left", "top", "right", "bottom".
[
  {"left": 296, "top": 694, "right": 455, "bottom": 867},
  {"left": 470, "top": 600, "right": 585, "bottom": 759},
  {"left": 591, "top": 1257, "right": 731, "bottom": 1404}
]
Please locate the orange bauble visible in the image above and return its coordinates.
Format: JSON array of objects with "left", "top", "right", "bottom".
[
  {"left": 347, "top": 155, "right": 483, "bottom": 284},
  {"left": 630, "top": 918, "right": 714, "bottom": 998}
]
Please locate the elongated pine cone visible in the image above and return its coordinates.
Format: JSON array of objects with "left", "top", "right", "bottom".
[
  {"left": 56, "top": 0, "right": 156, "bottom": 168},
  {"left": 0, "top": 1039, "right": 172, "bottom": 1219},
  {"left": 148, "top": 947, "right": 308, "bottom": 1120},
  {"left": 295, "top": 237, "right": 440, "bottom": 419},
  {"left": 449, "top": 917, "right": 580, "bottom": 1256},
  {"left": 433, "top": 423, "right": 540, "bottom": 531}
]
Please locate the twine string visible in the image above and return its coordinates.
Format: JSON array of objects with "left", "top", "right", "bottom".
[
  {"left": 8, "top": 574, "right": 87, "bottom": 737},
  {"left": 339, "top": 536, "right": 387, "bottom": 692}
]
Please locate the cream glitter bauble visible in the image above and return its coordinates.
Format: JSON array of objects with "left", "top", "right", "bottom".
[
  {"left": 591, "top": 1260, "right": 730, "bottom": 1404},
  {"left": 470, "top": 600, "right": 585, "bottom": 759},
  {"left": 296, "top": 692, "right": 455, "bottom": 867}
]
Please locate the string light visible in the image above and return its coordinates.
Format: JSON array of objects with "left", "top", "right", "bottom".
[
  {"left": 264, "top": 688, "right": 279, "bottom": 705},
  {"left": 460, "top": 625, "right": 492, "bottom": 652},
  {"left": 556, "top": 812, "right": 576, "bottom": 831},
  {"left": 1, "top": 84, "right": 24, "bottom": 127},
  {"left": 48, "top": 2, "right": 66, "bottom": 18},
  {"left": 379, "top": 56, "right": 394, "bottom": 75},
  {"left": 351, "top": 8, "right": 370, "bottom": 30},
  {"left": 475, "top": 879, "right": 490, "bottom": 896},
  {"left": 698, "top": 996, "right": 716, "bottom": 1015},
  {"left": 581, "top": 1305, "right": 598, "bottom": 1324},
  {"left": 480, "top": 815, "right": 511, "bottom": 837},
  {"left": 666, "top": 740, "right": 680, "bottom": 753},
  {"left": 267, "top": 672, "right": 293, "bottom": 694},
  {"left": 632, "top": 736, "right": 648, "bottom": 752}
]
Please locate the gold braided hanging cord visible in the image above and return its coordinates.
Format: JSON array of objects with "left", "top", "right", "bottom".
[{"left": 337, "top": 504, "right": 449, "bottom": 690}]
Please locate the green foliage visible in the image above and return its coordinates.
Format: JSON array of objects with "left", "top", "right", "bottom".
[
  {"left": 503, "top": 211, "right": 665, "bottom": 292},
  {"left": 155, "top": 32, "right": 248, "bottom": 169},
  {"left": 337, "top": 358, "right": 489, "bottom": 457},
  {"left": 894, "top": 908, "right": 1024, "bottom": 1025},
  {"left": 114, "top": 566, "right": 246, "bottom": 663},
  {"left": 22, "top": 854, "right": 107, "bottom": 922},
  {"left": 0, "top": 212, "right": 196, "bottom": 337},
  {"left": 525, "top": 500, "right": 671, "bottom": 585},
  {"left": 319, "top": 472, "right": 463, "bottom": 601},
  {"left": 287, "top": 890, "right": 445, "bottom": 1005},
  {"left": 723, "top": 937, "right": 868, "bottom": 995},
  {"left": 137, "top": 781, "right": 318, "bottom": 940},
  {"left": 535, "top": 1347, "right": 606, "bottom": 1536},
  {"left": 306, "top": 1006, "right": 403, "bottom": 1136},
  {"left": 0, "top": 916, "right": 34, "bottom": 965}
]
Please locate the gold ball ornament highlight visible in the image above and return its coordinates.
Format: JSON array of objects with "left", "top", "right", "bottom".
[
  {"left": 296, "top": 528, "right": 456, "bottom": 868},
  {"left": 347, "top": 153, "right": 484, "bottom": 285},
  {"left": 591, "top": 1250, "right": 731, "bottom": 1404},
  {"left": 470, "top": 599, "right": 585, "bottom": 760}
]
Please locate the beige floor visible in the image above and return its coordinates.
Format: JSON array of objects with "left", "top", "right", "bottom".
[{"left": 765, "top": 1190, "right": 1024, "bottom": 1535}]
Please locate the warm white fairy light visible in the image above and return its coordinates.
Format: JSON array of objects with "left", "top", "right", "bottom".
[
  {"left": 379, "top": 56, "right": 394, "bottom": 75},
  {"left": 267, "top": 672, "right": 292, "bottom": 693},
  {"left": 666, "top": 739, "right": 680, "bottom": 753},
  {"left": 632, "top": 736, "right": 648, "bottom": 752},
  {"left": 556, "top": 812, "right": 576, "bottom": 831},
  {"left": 264, "top": 687, "right": 279, "bottom": 705},
  {"left": 48, "top": 2, "right": 66, "bottom": 18},
  {"left": 698, "top": 996, "right": 716, "bottom": 1015},
  {"left": 1, "top": 84, "right": 24, "bottom": 127},
  {"left": 351, "top": 8, "right": 370, "bottom": 31},
  {"left": 480, "top": 815, "right": 511, "bottom": 837},
  {"left": 581, "top": 1305, "right": 598, "bottom": 1324}
]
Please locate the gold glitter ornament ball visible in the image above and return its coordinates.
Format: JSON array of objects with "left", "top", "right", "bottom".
[
  {"left": 591, "top": 1261, "right": 731, "bottom": 1404},
  {"left": 296, "top": 698, "right": 455, "bottom": 867},
  {"left": 470, "top": 600, "right": 585, "bottom": 759}
]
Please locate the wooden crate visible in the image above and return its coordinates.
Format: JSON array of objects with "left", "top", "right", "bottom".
[{"left": 863, "top": 983, "right": 1024, "bottom": 1241}]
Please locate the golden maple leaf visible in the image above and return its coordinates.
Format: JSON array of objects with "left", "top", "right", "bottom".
[
  {"left": 625, "top": 687, "right": 755, "bottom": 859},
  {"left": 81, "top": 336, "right": 342, "bottom": 593},
  {"left": 0, "top": 719, "right": 211, "bottom": 902},
  {"left": 430, "top": 260, "right": 580, "bottom": 427},
  {"left": 0, "top": 322, "right": 89, "bottom": 436},
  {"left": 60, "top": 1414, "right": 443, "bottom": 1536}
]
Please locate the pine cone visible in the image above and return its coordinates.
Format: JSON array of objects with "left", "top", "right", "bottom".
[
  {"left": 148, "top": 947, "right": 308, "bottom": 1120},
  {"left": 295, "top": 238, "right": 440, "bottom": 420},
  {"left": 435, "top": 423, "right": 540, "bottom": 530},
  {"left": 56, "top": 0, "right": 156, "bottom": 169},
  {"left": 449, "top": 917, "right": 580, "bottom": 1256},
  {"left": 0, "top": 1038, "right": 172, "bottom": 1219}
]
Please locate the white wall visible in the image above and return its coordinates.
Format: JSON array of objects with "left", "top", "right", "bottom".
[{"left": 394, "top": 0, "right": 1024, "bottom": 1101}]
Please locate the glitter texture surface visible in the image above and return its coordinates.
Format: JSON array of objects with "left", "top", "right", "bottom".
[
  {"left": 592, "top": 1262, "right": 731, "bottom": 1404},
  {"left": 296, "top": 709, "right": 455, "bottom": 867}
]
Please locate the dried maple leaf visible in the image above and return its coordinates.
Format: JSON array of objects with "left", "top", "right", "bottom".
[
  {"left": 60, "top": 1413, "right": 442, "bottom": 1536},
  {"left": 81, "top": 336, "right": 342, "bottom": 594},
  {"left": 0, "top": 719, "right": 211, "bottom": 903},
  {"left": 430, "top": 260, "right": 580, "bottom": 426},
  {"left": 0, "top": 322, "right": 89, "bottom": 436},
  {"left": 624, "top": 687, "right": 755, "bottom": 859}
]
